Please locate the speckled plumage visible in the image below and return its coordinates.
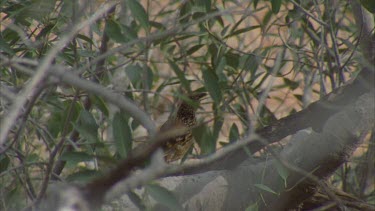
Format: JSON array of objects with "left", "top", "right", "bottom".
[{"left": 160, "top": 93, "right": 206, "bottom": 162}]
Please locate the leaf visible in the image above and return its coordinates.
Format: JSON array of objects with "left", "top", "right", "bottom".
[
  {"left": 90, "top": 95, "right": 109, "bottom": 117},
  {"left": 240, "top": 54, "right": 259, "bottom": 73},
  {"left": 127, "top": 0, "right": 150, "bottom": 30},
  {"left": 144, "top": 65, "right": 154, "bottom": 90},
  {"left": 186, "top": 44, "right": 205, "bottom": 56},
  {"left": 105, "top": 19, "right": 127, "bottom": 43},
  {"left": 224, "top": 25, "right": 260, "bottom": 39},
  {"left": 215, "top": 57, "right": 227, "bottom": 82},
  {"left": 26, "top": 154, "right": 39, "bottom": 162},
  {"left": 146, "top": 184, "right": 183, "bottom": 210},
  {"left": 225, "top": 52, "right": 240, "bottom": 70},
  {"left": 0, "top": 37, "right": 15, "bottom": 55},
  {"left": 149, "top": 21, "right": 166, "bottom": 30},
  {"left": 246, "top": 202, "right": 259, "bottom": 211},
  {"left": 229, "top": 123, "right": 239, "bottom": 143},
  {"left": 60, "top": 151, "right": 94, "bottom": 163},
  {"left": 271, "top": 0, "right": 282, "bottom": 14},
  {"left": 75, "top": 110, "right": 99, "bottom": 143},
  {"left": 0, "top": 154, "right": 10, "bottom": 173},
  {"left": 113, "top": 112, "right": 132, "bottom": 158},
  {"left": 360, "top": 0, "right": 375, "bottom": 13},
  {"left": 76, "top": 34, "right": 95, "bottom": 45},
  {"left": 201, "top": 129, "right": 215, "bottom": 155},
  {"left": 125, "top": 64, "right": 142, "bottom": 87},
  {"left": 253, "top": 0, "right": 259, "bottom": 9},
  {"left": 254, "top": 184, "right": 278, "bottom": 195},
  {"left": 202, "top": 68, "right": 222, "bottom": 103},
  {"left": 283, "top": 78, "right": 299, "bottom": 90},
  {"left": 66, "top": 169, "right": 100, "bottom": 183},
  {"left": 121, "top": 24, "right": 138, "bottom": 42},
  {"left": 275, "top": 161, "right": 290, "bottom": 187},
  {"left": 168, "top": 60, "right": 190, "bottom": 91}
]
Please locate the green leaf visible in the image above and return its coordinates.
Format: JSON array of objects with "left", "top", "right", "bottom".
[
  {"left": 60, "top": 151, "right": 94, "bottom": 163},
  {"left": 225, "top": 52, "right": 240, "bottom": 70},
  {"left": 360, "top": 0, "right": 375, "bottom": 13},
  {"left": 76, "top": 34, "right": 95, "bottom": 45},
  {"left": 113, "top": 112, "right": 132, "bottom": 158},
  {"left": 105, "top": 19, "right": 127, "bottom": 43},
  {"left": 168, "top": 60, "right": 190, "bottom": 91},
  {"left": 186, "top": 44, "right": 205, "bottom": 56},
  {"left": 66, "top": 169, "right": 100, "bottom": 183},
  {"left": 121, "top": 24, "right": 138, "bottom": 42},
  {"left": 246, "top": 202, "right": 259, "bottom": 211},
  {"left": 262, "top": 10, "right": 273, "bottom": 29},
  {"left": 224, "top": 25, "right": 260, "bottom": 39},
  {"left": 75, "top": 110, "right": 99, "bottom": 143},
  {"left": 254, "top": 184, "right": 278, "bottom": 195},
  {"left": 213, "top": 109, "right": 223, "bottom": 142},
  {"left": 240, "top": 54, "right": 259, "bottom": 73},
  {"left": 0, "top": 154, "right": 10, "bottom": 173},
  {"left": 195, "top": 126, "right": 215, "bottom": 155},
  {"left": 26, "top": 153, "right": 39, "bottom": 162},
  {"left": 283, "top": 78, "right": 299, "bottom": 90},
  {"left": 215, "top": 57, "right": 227, "bottom": 82},
  {"left": 253, "top": 0, "right": 259, "bottom": 9},
  {"left": 193, "top": 0, "right": 211, "bottom": 13},
  {"left": 125, "top": 64, "right": 142, "bottom": 87},
  {"left": 229, "top": 123, "right": 239, "bottom": 143},
  {"left": 144, "top": 65, "right": 154, "bottom": 90},
  {"left": 146, "top": 184, "right": 183, "bottom": 211},
  {"left": 90, "top": 95, "right": 109, "bottom": 117},
  {"left": 202, "top": 68, "right": 222, "bottom": 103},
  {"left": 271, "top": 0, "right": 282, "bottom": 14},
  {"left": 127, "top": 0, "right": 150, "bottom": 31},
  {"left": 0, "top": 36, "right": 15, "bottom": 55},
  {"left": 275, "top": 161, "right": 290, "bottom": 187}
]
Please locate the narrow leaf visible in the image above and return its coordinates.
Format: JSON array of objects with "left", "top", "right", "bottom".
[
  {"left": 113, "top": 112, "right": 132, "bottom": 158},
  {"left": 202, "top": 68, "right": 222, "bottom": 103},
  {"left": 254, "top": 184, "right": 278, "bottom": 195},
  {"left": 229, "top": 123, "right": 239, "bottom": 143},
  {"left": 60, "top": 151, "right": 93, "bottom": 163},
  {"left": 271, "top": 0, "right": 282, "bottom": 14},
  {"left": 168, "top": 60, "right": 190, "bottom": 91}
]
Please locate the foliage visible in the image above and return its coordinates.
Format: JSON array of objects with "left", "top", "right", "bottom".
[{"left": 0, "top": 0, "right": 372, "bottom": 210}]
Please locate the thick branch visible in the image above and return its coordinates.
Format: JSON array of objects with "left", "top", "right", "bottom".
[{"left": 183, "top": 66, "right": 374, "bottom": 175}]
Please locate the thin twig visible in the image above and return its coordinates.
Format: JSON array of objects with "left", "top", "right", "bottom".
[{"left": 0, "top": 1, "right": 117, "bottom": 146}]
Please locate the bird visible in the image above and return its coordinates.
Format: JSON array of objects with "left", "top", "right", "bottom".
[{"left": 159, "top": 92, "right": 206, "bottom": 163}]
